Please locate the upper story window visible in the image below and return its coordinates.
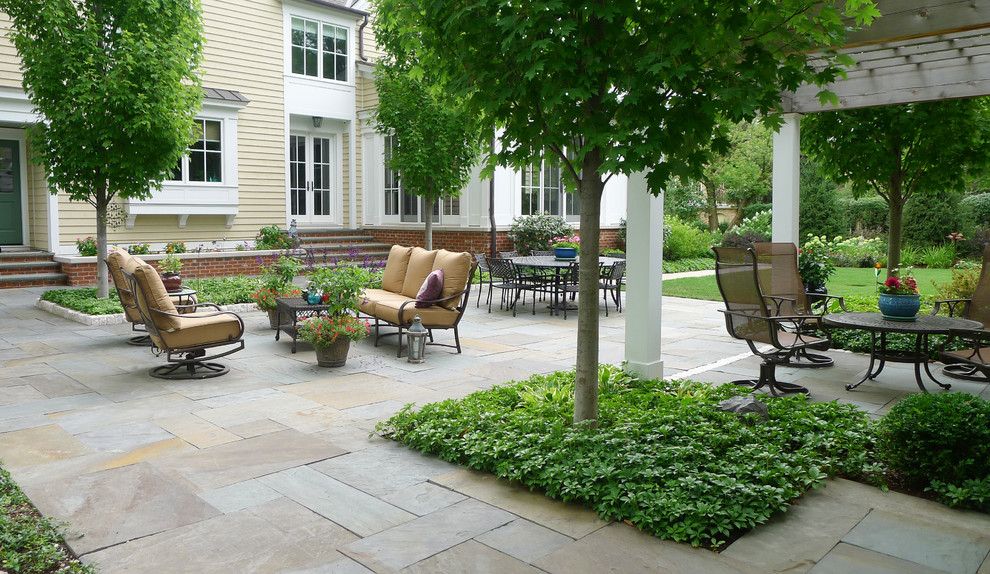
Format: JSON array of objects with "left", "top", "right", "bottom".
[
  {"left": 170, "top": 119, "right": 222, "bottom": 183},
  {"left": 291, "top": 17, "right": 348, "bottom": 82},
  {"left": 521, "top": 159, "right": 579, "bottom": 219}
]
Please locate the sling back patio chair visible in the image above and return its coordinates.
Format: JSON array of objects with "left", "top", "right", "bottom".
[
  {"left": 123, "top": 261, "right": 244, "bottom": 380},
  {"left": 752, "top": 242, "right": 846, "bottom": 368},
  {"left": 935, "top": 245, "right": 990, "bottom": 381},
  {"left": 474, "top": 253, "right": 492, "bottom": 308},
  {"left": 106, "top": 249, "right": 197, "bottom": 346},
  {"left": 713, "top": 246, "right": 832, "bottom": 396},
  {"left": 485, "top": 257, "right": 540, "bottom": 316}
]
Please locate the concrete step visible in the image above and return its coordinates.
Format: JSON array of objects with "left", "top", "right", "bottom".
[{"left": 0, "top": 250, "right": 56, "bottom": 263}]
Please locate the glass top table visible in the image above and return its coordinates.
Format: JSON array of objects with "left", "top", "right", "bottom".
[{"left": 823, "top": 312, "right": 983, "bottom": 392}]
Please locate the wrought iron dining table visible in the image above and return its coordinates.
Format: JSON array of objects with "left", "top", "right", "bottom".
[{"left": 510, "top": 256, "right": 623, "bottom": 316}]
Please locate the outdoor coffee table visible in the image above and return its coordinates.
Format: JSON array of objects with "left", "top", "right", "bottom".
[
  {"left": 823, "top": 312, "right": 983, "bottom": 392},
  {"left": 274, "top": 297, "right": 334, "bottom": 353}
]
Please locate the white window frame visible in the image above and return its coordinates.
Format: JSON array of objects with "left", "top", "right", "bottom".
[
  {"left": 169, "top": 118, "right": 224, "bottom": 185},
  {"left": 380, "top": 134, "right": 460, "bottom": 224},
  {"left": 125, "top": 99, "right": 243, "bottom": 229},
  {"left": 521, "top": 158, "right": 579, "bottom": 221},
  {"left": 288, "top": 15, "right": 349, "bottom": 83}
]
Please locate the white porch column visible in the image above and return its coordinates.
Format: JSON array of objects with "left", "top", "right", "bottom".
[
  {"left": 348, "top": 120, "right": 358, "bottom": 229},
  {"left": 624, "top": 170, "right": 664, "bottom": 380},
  {"left": 772, "top": 113, "right": 802, "bottom": 244}
]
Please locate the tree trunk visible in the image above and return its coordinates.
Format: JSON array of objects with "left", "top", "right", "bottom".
[
  {"left": 703, "top": 180, "right": 719, "bottom": 231},
  {"left": 573, "top": 151, "right": 606, "bottom": 428},
  {"left": 95, "top": 185, "right": 110, "bottom": 298},
  {"left": 886, "top": 176, "right": 904, "bottom": 276},
  {"left": 423, "top": 197, "right": 434, "bottom": 250}
]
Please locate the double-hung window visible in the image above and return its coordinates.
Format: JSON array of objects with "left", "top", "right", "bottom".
[
  {"left": 291, "top": 17, "right": 348, "bottom": 82},
  {"left": 521, "top": 159, "right": 579, "bottom": 219},
  {"left": 170, "top": 119, "right": 222, "bottom": 184},
  {"left": 383, "top": 134, "right": 460, "bottom": 222}
]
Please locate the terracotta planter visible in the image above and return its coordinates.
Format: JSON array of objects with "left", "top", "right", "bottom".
[
  {"left": 878, "top": 293, "right": 921, "bottom": 321},
  {"left": 314, "top": 338, "right": 350, "bottom": 367},
  {"left": 161, "top": 272, "right": 182, "bottom": 293}
]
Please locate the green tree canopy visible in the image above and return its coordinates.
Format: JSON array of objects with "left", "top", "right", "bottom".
[
  {"left": 802, "top": 98, "right": 990, "bottom": 274},
  {"left": 372, "top": 56, "right": 483, "bottom": 249},
  {"left": 701, "top": 120, "right": 773, "bottom": 231},
  {"left": 373, "top": 0, "right": 879, "bottom": 424},
  {"left": 1, "top": 0, "right": 204, "bottom": 297}
]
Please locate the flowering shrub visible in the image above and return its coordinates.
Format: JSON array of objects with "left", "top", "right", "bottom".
[
  {"left": 878, "top": 269, "right": 919, "bottom": 295},
  {"left": 256, "top": 225, "right": 297, "bottom": 250},
  {"left": 165, "top": 240, "right": 186, "bottom": 254},
  {"left": 159, "top": 253, "right": 183, "bottom": 274},
  {"left": 250, "top": 286, "right": 301, "bottom": 312},
  {"left": 76, "top": 237, "right": 97, "bottom": 256},
  {"left": 126, "top": 243, "right": 151, "bottom": 255},
  {"left": 508, "top": 214, "right": 573, "bottom": 255},
  {"left": 831, "top": 236, "right": 885, "bottom": 268},
  {"left": 798, "top": 235, "right": 836, "bottom": 286},
  {"left": 552, "top": 235, "right": 580, "bottom": 249},
  {"left": 297, "top": 314, "right": 370, "bottom": 348}
]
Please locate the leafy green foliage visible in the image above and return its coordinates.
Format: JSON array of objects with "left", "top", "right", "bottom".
[
  {"left": 41, "top": 277, "right": 257, "bottom": 314},
  {"left": 378, "top": 372, "right": 874, "bottom": 548},
  {"left": 508, "top": 215, "right": 574, "bottom": 255},
  {"left": 255, "top": 226, "right": 297, "bottom": 250},
  {"left": 903, "top": 190, "right": 970, "bottom": 248},
  {"left": 372, "top": 54, "right": 483, "bottom": 249},
  {"left": 662, "top": 258, "right": 716, "bottom": 274},
  {"left": 75, "top": 237, "right": 97, "bottom": 257},
  {"left": 803, "top": 99, "right": 990, "bottom": 274},
  {"left": 373, "top": 0, "right": 880, "bottom": 424},
  {"left": 0, "top": 0, "right": 205, "bottom": 298},
  {"left": 732, "top": 210, "right": 772, "bottom": 238},
  {"left": 701, "top": 121, "right": 773, "bottom": 229},
  {"left": 664, "top": 216, "right": 717, "bottom": 261},
  {"left": 306, "top": 262, "right": 373, "bottom": 317},
  {"left": 839, "top": 196, "right": 889, "bottom": 235},
  {"left": 933, "top": 267, "right": 980, "bottom": 300},
  {"left": 876, "top": 393, "right": 990, "bottom": 511},
  {"left": 0, "top": 467, "right": 95, "bottom": 574},
  {"left": 799, "top": 157, "right": 845, "bottom": 239},
  {"left": 961, "top": 193, "right": 990, "bottom": 225}
]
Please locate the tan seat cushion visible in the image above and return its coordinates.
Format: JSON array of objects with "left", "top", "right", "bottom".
[
  {"left": 400, "top": 247, "right": 438, "bottom": 298},
  {"left": 159, "top": 311, "right": 244, "bottom": 350},
  {"left": 432, "top": 249, "right": 472, "bottom": 310},
  {"left": 381, "top": 246, "right": 413, "bottom": 293},
  {"left": 107, "top": 250, "right": 142, "bottom": 323},
  {"left": 371, "top": 297, "right": 460, "bottom": 327}
]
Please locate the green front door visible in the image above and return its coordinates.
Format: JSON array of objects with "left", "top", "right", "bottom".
[{"left": 0, "top": 140, "right": 22, "bottom": 245}]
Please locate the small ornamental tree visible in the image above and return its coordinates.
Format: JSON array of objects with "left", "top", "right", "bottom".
[
  {"left": 372, "top": 53, "right": 483, "bottom": 250},
  {"left": 373, "top": 0, "right": 879, "bottom": 425},
  {"left": 0, "top": 0, "right": 204, "bottom": 297},
  {"left": 803, "top": 98, "right": 990, "bottom": 276},
  {"left": 701, "top": 121, "right": 774, "bottom": 231}
]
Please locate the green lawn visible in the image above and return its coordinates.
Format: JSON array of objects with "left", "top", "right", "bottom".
[{"left": 662, "top": 267, "right": 956, "bottom": 301}]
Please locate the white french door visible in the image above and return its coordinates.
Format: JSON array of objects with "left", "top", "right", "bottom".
[{"left": 289, "top": 133, "right": 335, "bottom": 224}]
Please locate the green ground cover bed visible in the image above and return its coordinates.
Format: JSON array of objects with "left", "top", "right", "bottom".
[
  {"left": 377, "top": 369, "right": 875, "bottom": 549},
  {"left": 0, "top": 467, "right": 94, "bottom": 574},
  {"left": 40, "top": 276, "right": 258, "bottom": 315}
]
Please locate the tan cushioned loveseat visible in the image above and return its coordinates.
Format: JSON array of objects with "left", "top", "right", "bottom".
[{"left": 359, "top": 245, "right": 477, "bottom": 356}]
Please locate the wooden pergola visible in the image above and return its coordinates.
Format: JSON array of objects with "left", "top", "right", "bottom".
[{"left": 625, "top": 0, "right": 990, "bottom": 379}]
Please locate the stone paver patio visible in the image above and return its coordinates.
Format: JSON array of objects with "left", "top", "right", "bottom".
[{"left": 1, "top": 283, "right": 989, "bottom": 573}]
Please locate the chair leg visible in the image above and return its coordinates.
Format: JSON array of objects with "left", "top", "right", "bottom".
[
  {"left": 149, "top": 350, "right": 230, "bottom": 380},
  {"left": 731, "top": 361, "right": 809, "bottom": 397}
]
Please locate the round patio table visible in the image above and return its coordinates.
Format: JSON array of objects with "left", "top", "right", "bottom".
[
  {"left": 823, "top": 312, "right": 983, "bottom": 392},
  {"left": 511, "top": 256, "right": 622, "bottom": 316}
]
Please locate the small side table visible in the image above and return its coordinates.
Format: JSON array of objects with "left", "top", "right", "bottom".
[
  {"left": 168, "top": 287, "right": 198, "bottom": 313},
  {"left": 274, "top": 297, "right": 333, "bottom": 353}
]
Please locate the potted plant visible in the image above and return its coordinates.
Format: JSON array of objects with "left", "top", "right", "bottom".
[
  {"left": 296, "top": 314, "right": 370, "bottom": 366},
  {"left": 797, "top": 239, "right": 836, "bottom": 293},
  {"left": 877, "top": 268, "right": 921, "bottom": 321},
  {"left": 251, "top": 255, "right": 302, "bottom": 328},
  {"left": 300, "top": 261, "right": 373, "bottom": 366},
  {"left": 159, "top": 253, "right": 184, "bottom": 293},
  {"left": 552, "top": 234, "right": 580, "bottom": 260}
]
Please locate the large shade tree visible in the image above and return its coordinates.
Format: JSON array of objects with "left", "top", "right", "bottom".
[
  {"left": 372, "top": 54, "right": 483, "bottom": 250},
  {"left": 803, "top": 98, "right": 990, "bottom": 275},
  {"left": 701, "top": 120, "right": 773, "bottom": 231},
  {"left": 1, "top": 0, "right": 204, "bottom": 297},
  {"left": 373, "top": 0, "right": 879, "bottom": 425}
]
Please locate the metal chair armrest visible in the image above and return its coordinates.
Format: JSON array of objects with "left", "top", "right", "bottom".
[{"left": 931, "top": 298, "right": 970, "bottom": 317}]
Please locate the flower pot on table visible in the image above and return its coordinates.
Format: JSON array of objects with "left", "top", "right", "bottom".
[
  {"left": 554, "top": 247, "right": 577, "bottom": 260},
  {"left": 161, "top": 272, "right": 182, "bottom": 293},
  {"left": 878, "top": 293, "right": 921, "bottom": 321}
]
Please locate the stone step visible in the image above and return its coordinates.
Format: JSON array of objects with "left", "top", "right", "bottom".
[
  {"left": 0, "top": 261, "right": 62, "bottom": 276},
  {"left": 0, "top": 272, "right": 69, "bottom": 288},
  {"left": 0, "top": 250, "right": 56, "bottom": 263}
]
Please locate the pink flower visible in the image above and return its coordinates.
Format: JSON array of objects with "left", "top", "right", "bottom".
[{"left": 884, "top": 277, "right": 901, "bottom": 289}]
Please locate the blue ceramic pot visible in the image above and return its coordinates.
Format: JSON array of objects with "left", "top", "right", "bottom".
[
  {"left": 878, "top": 293, "right": 921, "bottom": 321},
  {"left": 554, "top": 247, "right": 577, "bottom": 259}
]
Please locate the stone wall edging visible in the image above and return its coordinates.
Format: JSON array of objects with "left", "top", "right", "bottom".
[{"left": 36, "top": 300, "right": 259, "bottom": 326}]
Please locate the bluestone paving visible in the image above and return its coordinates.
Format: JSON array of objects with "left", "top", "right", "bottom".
[
  {"left": 259, "top": 466, "right": 415, "bottom": 537},
  {"left": 0, "top": 284, "right": 986, "bottom": 572}
]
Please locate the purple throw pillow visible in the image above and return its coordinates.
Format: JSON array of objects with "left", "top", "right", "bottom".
[{"left": 415, "top": 268, "right": 444, "bottom": 308}]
